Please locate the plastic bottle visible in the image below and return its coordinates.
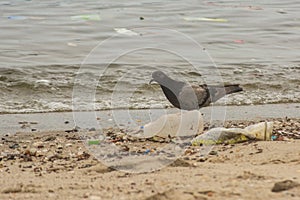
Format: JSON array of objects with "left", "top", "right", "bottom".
[{"left": 191, "top": 122, "right": 273, "bottom": 145}]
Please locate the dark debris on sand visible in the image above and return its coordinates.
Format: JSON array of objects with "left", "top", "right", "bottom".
[{"left": 0, "top": 118, "right": 299, "bottom": 175}]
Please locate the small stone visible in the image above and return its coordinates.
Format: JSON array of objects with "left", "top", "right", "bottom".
[
  {"left": 18, "top": 121, "right": 28, "bottom": 124},
  {"left": 83, "top": 193, "right": 90, "bottom": 198},
  {"left": 256, "top": 148, "right": 263, "bottom": 154},
  {"left": 140, "top": 16, "right": 144, "bottom": 20},
  {"left": 209, "top": 151, "right": 218, "bottom": 155},
  {"left": 89, "top": 196, "right": 102, "bottom": 200},
  {"left": 9, "top": 143, "right": 19, "bottom": 149},
  {"left": 44, "top": 136, "right": 56, "bottom": 141},
  {"left": 23, "top": 164, "right": 33, "bottom": 169},
  {"left": 183, "top": 157, "right": 190, "bottom": 160},
  {"left": 121, "top": 145, "right": 130, "bottom": 152},
  {"left": 2, "top": 185, "right": 23, "bottom": 193},
  {"left": 272, "top": 180, "right": 300, "bottom": 192},
  {"left": 197, "top": 157, "right": 207, "bottom": 162},
  {"left": 77, "top": 151, "right": 90, "bottom": 160},
  {"left": 33, "top": 167, "right": 42, "bottom": 173},
  {"left": 56, "top": 149, "right": 63, "bottom": 154},
  {"left": 21, "top": 124, "right": 28, "bottom": 129},
  {"left": 57, "top": 144, "right": 63, "bottom": 149},
  {"left": 29, "top": 148, "right": 37, "bottom": 156},
  {"left": 170, "top": 159, "right": 192, "bottom": 167},
  {"left": 33, "top": 142, "right": 44, "bottom": 148},
  {"left": 184, "top": 149, "right": 193, "bottom": 155},
  {"left": 65, "top": 143, "right": 72, "bottom": 147}
]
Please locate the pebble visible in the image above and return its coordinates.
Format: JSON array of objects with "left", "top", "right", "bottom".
[
  {"left": 44, "top": 136, "right": 56, "bottom": 141},
  {"left": 33, "top": 142, "right": 45, "bottom": 148},
  {"left": 271, "top": 180, "right": 300, "bottom": 192},
  {"left": 9, "top": 143, "right": 19, "bottom": 149},
  {"left": 29, "top": 148, "right": 37, "bottom": 156},
  {"left": 209, "top": 150, "right": 218, "bottom": 155},
  {"left": 65, "top": 143, "right": 73, "bottom": 147},
  {"left": 197, "top": 157, "right": 207, "bottom": 162},
  {"left": 18, "top": 121, "right": 28, "bottom": 124},
  {"left": 89, "top": 195, "right": 102, "bottom": 200},
  {"left": 2, "top": 185, "right": 23, "bottom": 193},
  {"left": 23, "top": 164, "right": 33, "bottom": 169}
]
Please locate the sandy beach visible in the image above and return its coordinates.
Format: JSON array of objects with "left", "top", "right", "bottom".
[
  {"left": 1, "top": 115, "right": 299, "bottom": 200},
  {"left": 1, "top": 0, "right": 300, "bottom": 199}
]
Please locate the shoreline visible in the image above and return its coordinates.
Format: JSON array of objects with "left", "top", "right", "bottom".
[{"left": 1, "top": 103, "right": 299, "bottom": 134}]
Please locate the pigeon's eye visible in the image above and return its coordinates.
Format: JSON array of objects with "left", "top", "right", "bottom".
[{"left": 158, "top": 73, "right": 164, "bottom": 78}]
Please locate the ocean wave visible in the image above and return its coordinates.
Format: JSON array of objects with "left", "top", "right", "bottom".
[{"left": 0, "top": 63, "right": 299, "bottom": 114}]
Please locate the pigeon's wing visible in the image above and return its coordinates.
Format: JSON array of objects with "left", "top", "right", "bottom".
[
  {"left": 178, "top": 85, "right": 209, "bottom": 110},
  {"left": 207, "top": 86, "right": 226, "bottom": 102}
]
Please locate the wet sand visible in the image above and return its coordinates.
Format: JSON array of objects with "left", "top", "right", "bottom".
[
  {"left": 1, "top": 103, "right": 300, "bottom": 133},
  {"left": 1, "top": 116, "right": 299, "bottom": 200}
]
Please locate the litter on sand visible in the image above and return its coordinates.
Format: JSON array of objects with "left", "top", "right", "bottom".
[
  {"left": 132, "top": 110, "right": 204, "bottom": 138},
  {"left": 183, "top": 17, "right": 228, "bottom": 22},
  {"left": 87, "top": 140, "right": 100, "bottom": 145},
  {"left": 191, "top": 122, "right": 274, "bottom": 146}
]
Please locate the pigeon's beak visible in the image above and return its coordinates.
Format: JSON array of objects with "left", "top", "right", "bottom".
[{"left": 149, "top": 79, "right": 155, "bottom": 84}]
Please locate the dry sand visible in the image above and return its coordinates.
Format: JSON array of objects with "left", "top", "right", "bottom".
[{"left": 1, "top": 118, "right": 300, "bottom": 200}]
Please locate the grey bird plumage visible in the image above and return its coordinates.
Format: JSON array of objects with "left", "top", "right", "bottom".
[{"left": 150, "top": 70, "right": 243, "bottom": 110}]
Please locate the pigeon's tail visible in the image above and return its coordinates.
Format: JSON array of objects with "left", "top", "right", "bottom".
[
  {"left": 224, "top": 84, "right": 243, "bottom": 95},
  {"left": 208, "top": 84, "right": 243, "bottom": 103}
]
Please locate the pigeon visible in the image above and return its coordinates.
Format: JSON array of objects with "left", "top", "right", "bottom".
[{"left": 149, "top": 70, "right": 243, "bottom": 110}]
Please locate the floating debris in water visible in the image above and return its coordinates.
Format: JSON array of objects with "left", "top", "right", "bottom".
[
  {"left": 67, "top": 42, "right": 77, "bottom": 47},
  {"left": 7, "top": 16, "right": 27, "bottom": 20},
  {"left": 71, "top": 14, "right": 101, "bottom": 21},
  {"left": 183, "top": 17, "right": 228, "bottom": 22},
  {"left": 276, "top": 9, "right": 287, "bottom": 14},
  {"left": 234, "top": 40, "right": 245, "bottom": 44},
  {"left": 114, "top": 28, "right": 139, "bottom": 36}
]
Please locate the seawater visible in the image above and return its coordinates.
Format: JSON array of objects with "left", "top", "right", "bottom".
[{"left": 0, "top": 0, "right": 299, "bottom": 113}]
